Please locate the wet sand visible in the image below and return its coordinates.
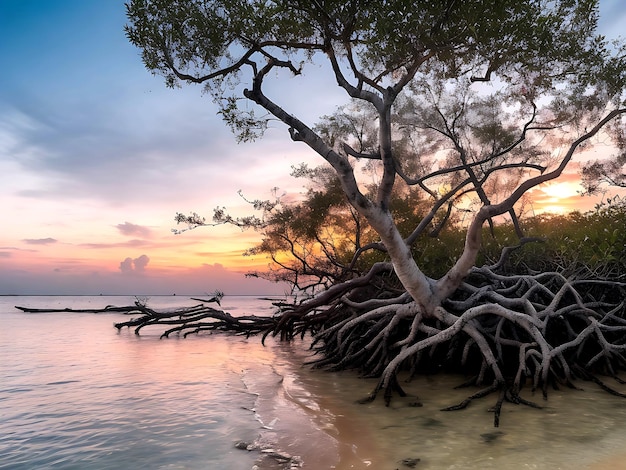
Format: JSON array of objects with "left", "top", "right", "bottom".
[
  {"left": 291, "top": 364, "right": 626, "bottom": 470},
  {"left": 589, "top": 453, "right": 626, "bottom": 470}
]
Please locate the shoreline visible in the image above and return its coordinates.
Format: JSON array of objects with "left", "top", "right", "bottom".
[
  {"left": 260, "top": 340, "right": 388, "bottom": 469},
  {"left": 5, "top": 297, "right": 626, "bottom": 469}
]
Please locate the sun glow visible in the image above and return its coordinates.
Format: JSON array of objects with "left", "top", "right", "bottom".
[
  {"left": 541, "top": 182, "right": 582, "bottom": 199},
  {"left": 534, "top": 181, "right": 585, "bottom": 214}
]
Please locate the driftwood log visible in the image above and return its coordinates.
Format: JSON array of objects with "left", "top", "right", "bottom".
[
  {"left": 15, "top": 299, "right": 278, "bottom": 339},
  {"left": 14, "top": 269, "right": 626, "bottom": 427}
]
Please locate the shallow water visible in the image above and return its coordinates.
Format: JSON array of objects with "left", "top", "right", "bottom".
[
  {"left": 0, "top": 296, "right": 376, "bottom": 469},
  {"left": 2, "top": 296, "right": 626, "bottom": 469}
]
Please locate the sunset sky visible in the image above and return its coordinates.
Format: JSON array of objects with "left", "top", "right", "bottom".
[{"left": 1, "top": 1, "right": 625, "bottom": 296}]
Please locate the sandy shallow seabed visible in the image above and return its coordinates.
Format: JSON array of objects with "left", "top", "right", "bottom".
[
  {"left": 589, "top": 454, "right": 626, "bottom": 470},
  {"left": 294, "top": 367, "right": 626, "bottom": 470}
]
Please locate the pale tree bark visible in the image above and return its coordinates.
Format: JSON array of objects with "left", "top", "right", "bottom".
[{"left": 244, "top": 65, "right": 438, "bottom": 315}]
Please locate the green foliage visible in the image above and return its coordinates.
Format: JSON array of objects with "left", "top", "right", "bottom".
[
  {"left": 177, "top": 154, "right": 626, "bottom": 288},
  {"left": 582, "top": 151, "right": 626, "bottom": 194},
  {"left": 364, "top": 198, "right": 626, "bottom": 280},
  {"left": 217, "top": 97, "right": 268, "bottom": 142},
  {"left": 244, "top": 165, "right": 373, "bottom": 291},
  {"left": 411, "top": 228, "right": 466, "bottom": 279},
  {"left": 174, "top": 157, "right": 626, "bottom": 295},
  {"left": 478, "top": 199, "right": 626, "bottom": 279}
]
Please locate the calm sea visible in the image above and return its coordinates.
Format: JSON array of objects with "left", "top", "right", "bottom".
[{"left": 2, "top": 295, "right": 626, "bottom": 469}]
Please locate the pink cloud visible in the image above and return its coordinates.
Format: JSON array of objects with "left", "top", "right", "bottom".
[
  {"left": 116, "top": 222, "right": 152, "bottom": 238},
  {"left": 119, "top": 254, "right": 150, "bottom": 274}
]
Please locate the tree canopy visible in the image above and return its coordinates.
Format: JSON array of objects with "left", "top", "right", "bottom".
[{"left": 126, "top": 0, "right": 626, "bottom": 425}]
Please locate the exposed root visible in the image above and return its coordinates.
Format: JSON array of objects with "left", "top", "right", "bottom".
[
  {"left": 14, "top": 266, "right": 626, "bottom": 426},
  {"left": 305, "top": 267, "right": 626, "bottom": 425},
  {"left": 441, "top": 380, "right": 542, "bottom": 427},
  {"left": 441, "top": 382, "right": 501, "bottom": 412}
]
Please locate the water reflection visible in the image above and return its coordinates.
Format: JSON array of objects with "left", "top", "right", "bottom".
[{"left": 1, "top": 308, "right": 273, "bottom": 469}]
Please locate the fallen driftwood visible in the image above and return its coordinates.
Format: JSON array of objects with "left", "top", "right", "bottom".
[
  {"left": 14, "top": 305, "right": 143, "bottom": 314},
  {"left": 114, "top": 302, "right": 278, "bottom": 338},
  {"left": 15, "top": 300, "right": 279, "bottom": 339}
]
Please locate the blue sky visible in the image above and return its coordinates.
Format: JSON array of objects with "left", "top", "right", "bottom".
[
  {"left": 0, "top": 0, "right": 624, "bottom": 295},
  {"left": 0, "top": 0, "right": 324, "bottom": 295}
]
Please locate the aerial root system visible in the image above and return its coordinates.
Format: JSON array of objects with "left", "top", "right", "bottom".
[
  {"left": 15, "top": 267, "right": 626, "bottom": 426},
  {"left": 302, "top": 267, "right": 626, "bottom": 426}
]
